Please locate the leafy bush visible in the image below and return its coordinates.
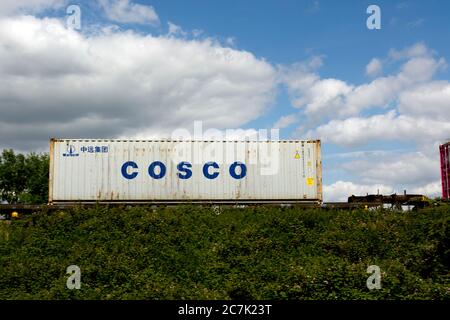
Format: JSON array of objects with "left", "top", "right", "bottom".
[{"left": 0, "top": 205, "right": 448, "bottom": 299}]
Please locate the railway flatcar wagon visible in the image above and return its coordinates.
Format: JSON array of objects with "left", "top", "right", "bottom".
[{"left": 49, "top": 139, "right": 322, "bottom": 204}]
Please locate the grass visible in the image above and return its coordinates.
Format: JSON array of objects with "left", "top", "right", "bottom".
[{"left": 0, "top": 204, "right": 449, "bottom": 300}]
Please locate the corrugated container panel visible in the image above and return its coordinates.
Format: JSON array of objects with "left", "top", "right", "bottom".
[
  {"left": 440, "top": 142, "right": 450, "bottom": 200},
  {"left": 49, "top": 139, "right": 322, "bottom": 203}
]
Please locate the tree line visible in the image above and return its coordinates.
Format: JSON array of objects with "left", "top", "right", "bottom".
[{"left": 0, "top": 149, "right": 49, "bottom": 204}]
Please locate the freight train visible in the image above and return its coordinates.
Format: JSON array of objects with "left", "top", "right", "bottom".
[{"left": 0, "top": 138, "right": 442, "bottom": 218}]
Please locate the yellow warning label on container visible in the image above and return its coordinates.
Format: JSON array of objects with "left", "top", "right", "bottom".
[
  {"left": 295, "top": 151, "right": 300, "bottom": 159},
  {"left": 306, "top": 177, "right": 314, "bottom": 186}
]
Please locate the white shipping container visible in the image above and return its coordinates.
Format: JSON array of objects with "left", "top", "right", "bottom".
[{"left": 49, "top": 139, "right": 322, "bottom": 203}]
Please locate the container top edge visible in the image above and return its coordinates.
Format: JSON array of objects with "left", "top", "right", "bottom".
[{"left": 50, "top": 138, "right": 321, "bottom": 143}]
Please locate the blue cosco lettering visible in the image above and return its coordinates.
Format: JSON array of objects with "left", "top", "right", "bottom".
[
  {"left": 203, "top": 162, "right": 219, "bottom": 179},
  {"left": 230, "top": 161, "right": 247, "bottom": 179},
  {"left": 122, "top": 161, "right": 248, "bottom": 180},
  {"left": 177, "top": 162, "right": 192, "bottom": 179},
  {"left": 121, "top": 161, "right": 139, "bottom": 179},
  {"left": 148, "top": 161, "right": 166, "bottom": 179}
]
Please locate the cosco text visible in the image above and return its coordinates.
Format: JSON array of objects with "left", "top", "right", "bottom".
[{"left": 121, "top": 161, "right": 247, "bottom": 180}]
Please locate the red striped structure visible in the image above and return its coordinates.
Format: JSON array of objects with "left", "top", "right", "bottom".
[{"left": 440, "top": 142, "right": 450, "bottom": 200}]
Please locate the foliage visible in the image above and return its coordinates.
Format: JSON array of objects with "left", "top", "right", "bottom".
[
  {"left": 0, "top": 205, "right": 449, "bottom": 300},
  {"left": 0, "top": 149, "right": 49, "bottom": 204}
]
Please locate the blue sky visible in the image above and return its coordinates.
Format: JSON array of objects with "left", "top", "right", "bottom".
[
  {"left": 76, "top": 1, "right": 450, "bottom": 79},
  {"left": 1, "top": 0, "right": 449, "bottom": 200}
]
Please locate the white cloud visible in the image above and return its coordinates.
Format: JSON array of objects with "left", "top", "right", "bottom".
[
  {"left": 322, "top": 146, "right": 444, "bottom": 201},
  {"left": 305, "top": 111, "right": 450, "bottom": 146},
  {"left": 409, "top": 181, "right": 441, "bottom": 197},
  {"left": 0, "top": 15, "right": 276, "bottom": 150},
  {"left": 273, "top": 114, "right": 297, "bottom": 129},
  {"left": 398, "top": 81, "right": 450, "bottom": 121},
  {"left": 99, "top": 0, "right": 159, "bottom": 25},
  {"left": 167, "top": 21, "right": 187, "bottom": 37},
  {"left": 344, "top": 54, "right": 444, "bottom": 116},
  {"left": 301, "top": 78, "right": 352, "bottom": 117},
  {"left": 282, "top": 43, "right": 450, "bottom": 148},
  {"left": 280, "top": 59, "right": 352, "bottom": 122},
  {"left": 388, "top": 42, "right": 431, "bottom": 60},
  {"left": 0, "top": 0, "right": 65, "bottom": 16},
  {"left": 340, "top": 151, "right": 440, "bottom": 186},
  {"left": 324, "top": 149, "right": 404, "bottom": 160},
  {"left": 283, "top": 44, "right": 446, "bottom": 121},
  {"left": 365, "top": 58, "right": 382, "bottom": 77}
]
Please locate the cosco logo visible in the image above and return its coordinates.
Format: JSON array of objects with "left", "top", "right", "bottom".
[
  {"left": 121, "top": 161, "right": 247, "bottom": 180},
  {"left": 62, "top": 145, "right": 79, "bottom": 157}
]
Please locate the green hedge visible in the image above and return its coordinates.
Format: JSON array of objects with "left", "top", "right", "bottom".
[{"left": 0, "top": 205, "right": 448, "bottom": 299}]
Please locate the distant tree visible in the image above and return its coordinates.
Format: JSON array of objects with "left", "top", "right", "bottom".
[
  {"left": 21, "top": 152, "right": 49, "bottom": 204},
  {"left": 0, "top": 149, "right": 49, "bottom": 204},
  {"left": 0, "top": 149, "right": 26, "bottom": 203}
]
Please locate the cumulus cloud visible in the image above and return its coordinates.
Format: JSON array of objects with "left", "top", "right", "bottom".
[
  {"left": 388, "top": 42, "right": 431, "bottom": 60},
  {"left": 305, "top": 111, "right": 450, "bottom": 146},
  {"left": 398, "top": 81, "right": 450, "bottom": 121},
  {"left": 365, "top": 58, "right": 382, "bottom": 77},
  {"left": 283, "top": 43, "right": 449, "bottom": 200},
  {"left": 321, "top": 146, "right": 445, "bottom": 200},
  {"left": 0, "top": 0, "right": 65, "bottom": 16},
  {"left": 0, "top": 15, "right": 276, "bottom": 151},
  {"left": 273, "top": 114, "right": 297, "bottom": 129},
  {"left": 279, "top": 59, "right": 352, "bottom": 123},
  {"left": 340, "top": 151, "right": 440, "bottom": 186},
  {"left": 284, "top": 43, "right": 449, "bottom": 148},
  {"left": 409, "top": 181, "right": 441, "bottom": 197},
  {"left": 99, "top": 0, "right": 159, "bottom": 25},
  {"left": 282, "top": 44, "right": 446, "bottom": 122}
]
